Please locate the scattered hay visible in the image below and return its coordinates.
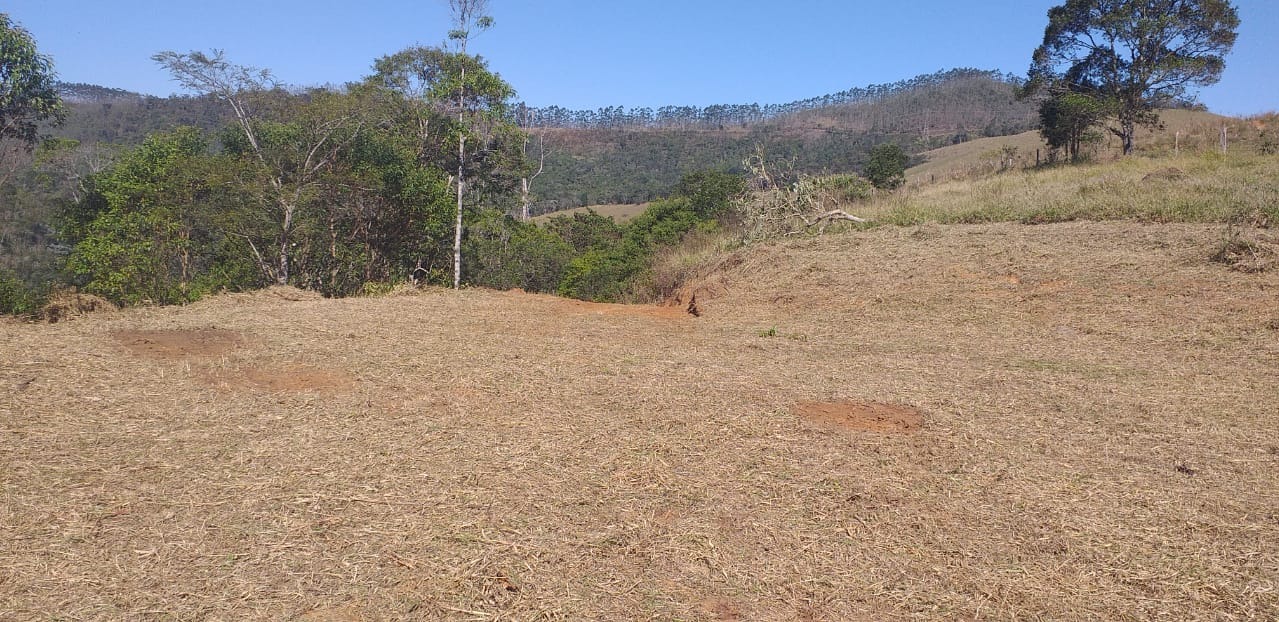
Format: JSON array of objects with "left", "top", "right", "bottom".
[
  {"left": 793, "top": 400, "right": 924, "bottom": 433},
  {"left": 37, "top": 289, "right": 116, "bottom": 323},
  {"left": 3, "top": 222, "right": 1277, "bottom": 620},
  {"left": 113, "top": 328, "right": 243, "bottom": 358},
  {"left": 258, "top": 285, "right": 324, "bottom": 301}
]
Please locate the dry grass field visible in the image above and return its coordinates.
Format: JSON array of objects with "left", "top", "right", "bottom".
[
  {"left": 532, "top": 203, "right": 651, "bottom": 224},
  {"left": 3, "top": 221, "right": 1278, "bottom": 620}
]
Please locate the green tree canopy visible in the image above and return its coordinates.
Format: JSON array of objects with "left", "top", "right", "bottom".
[
  {"left": 865, "top": 143, "right": 908, "bottom": 190},
  {"left": 0, "top": 13, "right": 64, "bottom": 150},
  {"left": 1038, "top": 91, "right": 1107, "bottom": 161},
  {"left": 1026, "top": 0, "right": 1239, "bottom": 154},
  {"left": 369, "top": 45, "right": 518, "bottom": 288}
]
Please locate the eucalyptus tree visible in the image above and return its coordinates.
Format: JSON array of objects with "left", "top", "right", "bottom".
[
  {"left": 1025, "top": 0, "right": 1239, "bottom": 154},
  {"left": 370, "top": 1, "right": 516, "bottom": 288}
]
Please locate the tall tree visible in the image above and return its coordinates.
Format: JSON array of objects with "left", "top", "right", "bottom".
[
  {"left": 1026, "top": 0, "right": 1239, "bottom": 154},
  {"left": 371, "top": 3, "right": 515, "bottom": 288},
  {"left": 445, "top": 0, "right": 495, "bottom": 289},
  {"left": 0, "top": 13, "right": 65, "bottom": 182}
]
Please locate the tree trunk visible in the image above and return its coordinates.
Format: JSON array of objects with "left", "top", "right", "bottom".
[
  {"left": 453, "top": 139, "right": 464, "bottom": 290},
  {"left": 521, "top": 177, "right": 531, "bottom": 221},
  {"left": 1121, "top": 119, "right": 1135, "bottom": 156},
  {"left": 278, "top": 203, "right": 293, "bottom": 285}
]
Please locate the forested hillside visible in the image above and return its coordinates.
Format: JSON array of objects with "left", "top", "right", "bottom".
[{"left": 522, "top": 69, "right": 1038, "bottom": 211}]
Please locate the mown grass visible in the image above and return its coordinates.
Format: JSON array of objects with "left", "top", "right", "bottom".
[{"left": 858, "top": 152, "right": 1279, "bottom": 227}]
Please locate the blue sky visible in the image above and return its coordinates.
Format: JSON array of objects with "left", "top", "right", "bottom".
[{"left": 5, "top": 1, "right": 1276, "bottom": 115}]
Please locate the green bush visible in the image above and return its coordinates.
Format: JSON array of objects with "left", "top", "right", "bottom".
[
  {"left": 465, "top": 212, "right": 575, "bottom": 292},
  {"left": 557, "top": 248, "right": 643, "bottom": 302},
  {"left": 674, "top": 170, "right": 747, "bottom": 220},
  {"left": 542, "top": 209, "right": 623, "bottom": 253},
  {"left": 0, "top": 269, "right": 38, "bottom": 315},
  {"left": 865, "top": 143, "right": 908, "bottom": 189}
]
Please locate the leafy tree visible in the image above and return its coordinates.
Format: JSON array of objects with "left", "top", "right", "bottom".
[
  {"left": 1026, "top": 0, "right": 1239, "bottom": 155},
  {"left": 370, "top": 43, "right": 516, "bottom": 289},
  {"left": 1, "top": 13, "right": 64, "bottom": 186},
  {"left": 865, "top": 143, "right": 908, "bottom": 189},
  {"left": 0, "top": 13, "right": 64, "bottom": 150},
  {"left": 673, "top": 170, "right": 746, "bottom": 220},
  {"left": 63, "top": 128, "right": 256, "bottom": 304},
  {"left": 154, "top": 51, "right": 373, "bottom": 285},
  {"left": 1038, "top": 91, "right": 1106, "bottom": 161}
]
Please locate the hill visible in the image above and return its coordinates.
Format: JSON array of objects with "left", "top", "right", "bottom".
[
  {"left": 904, "top": 108, "right": 1239, "bottom": 183},
  {"left": 3, "top": 218, "right": 1275, "bottom": 619},
  {"left": 527, "top": 69, "right": 1038, "bottom": 213}
]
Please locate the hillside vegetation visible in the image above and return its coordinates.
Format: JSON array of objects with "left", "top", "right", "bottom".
[{"left": 529, "top": 70, "right": 1038, "bottom": 212}]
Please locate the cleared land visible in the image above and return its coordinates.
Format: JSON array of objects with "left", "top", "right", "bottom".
[
  {"left": 533, "top": 203, "right": 650, "bottom": 224},
  {"left": 3, "top": 221, "right": 1278, "bottom": 620}
]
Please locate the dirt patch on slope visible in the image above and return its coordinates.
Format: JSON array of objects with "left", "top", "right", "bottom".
[
  {"left": 203, "top": 365, "right": 354, "bottom": 393},
  {"left": 793, "top": 401, "right": 924, "bottom": 433},
  {"left": 113, "top": 328, "right": 243, "bottom": 358}
]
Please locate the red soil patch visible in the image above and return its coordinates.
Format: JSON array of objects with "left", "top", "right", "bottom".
[
  {"left": 113, "top": 329, "right": 242, "bottom": 358},
  {"left": 500, "top": 290, "right": 691, "bottom": 319},
  {"left": 204, "top": 365, "right": 354, "bottom": 393},
  {"left": 793, "top": 401, "right": 924, "bottom": 434},
  {"left": 700, "top": 598, "right": 742, "bottom": 621}
]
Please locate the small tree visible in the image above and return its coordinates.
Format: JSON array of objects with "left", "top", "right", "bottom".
[
  {"left": 1038, "top": 91, "right": 1106, "bottom": 161},
  {"left": 865, "top": 143, "right": 908, "bottom": 190},
  {"left": 1026, "top": 0, "right": 1240, "bottom": 155}
]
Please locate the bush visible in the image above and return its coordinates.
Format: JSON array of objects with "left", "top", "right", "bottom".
[
  {"left": 542, "top": 209, "right": 623, "bottom": 253},
  {"left": 465, "top": 212, "right": 575, "bottom": 292},
  {"left": 674, "top": 170, "right": 747, "bottom": 220},
  {"left": 0, "top": 269, "right": 39, "bottom": 315},
  {"left": 865, "top": 143, "right": 908, "bottom": 189},
  {"left": 557, "top": 248, "right": 643, "bottom": 302}
]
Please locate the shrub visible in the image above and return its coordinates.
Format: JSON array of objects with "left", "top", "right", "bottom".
[{"left": 865, "top": 143, "right": 909, "bottom": 189}]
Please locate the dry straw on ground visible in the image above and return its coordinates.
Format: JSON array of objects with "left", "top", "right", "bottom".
[{"left": 3, "top": 222, "right": 1277, "bottom": 620}]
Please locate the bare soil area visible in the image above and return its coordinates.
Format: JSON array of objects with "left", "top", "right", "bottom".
[
  {"left": 113, "top": 328, "right": 244, "bottom": 358},
  {"left": 794, "top": 401, "right": 924, "bottom": 433},
  {"left": 2, "top": 222, "right": 1276, "bottom": 620}
]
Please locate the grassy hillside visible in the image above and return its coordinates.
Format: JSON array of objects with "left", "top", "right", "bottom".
[
  {"left": 868, "top": 152, "right": 1279, "bottom": 227},
  {"left": 4, "top": 220, "right": 1275, "bottom": 619},
  {"left": 906, "top": 108, "right": 1248, "bottom": 184},
  {"left": 531, "top": 203, "right": 650, "bottom": 224}
]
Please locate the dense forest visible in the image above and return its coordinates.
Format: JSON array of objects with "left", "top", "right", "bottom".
[{"left": 0, "top": 65, "right": 1039, "bottom": 309}]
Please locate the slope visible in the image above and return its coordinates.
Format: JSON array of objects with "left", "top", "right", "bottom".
[{"left": 3, "top": 220, "right": 1275, "bottom": 620}]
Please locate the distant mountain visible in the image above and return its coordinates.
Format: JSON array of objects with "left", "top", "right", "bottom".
[
  {"left": 525, "top": 69, "right": 1039, "bottom": 212},
  {"left": 56, "top": 82, "right": 145, "bottom": 104},
  {"left": 518, "top": 69, "right": 1026, "bottom": 131}
]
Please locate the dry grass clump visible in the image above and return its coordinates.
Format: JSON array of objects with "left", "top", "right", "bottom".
[
  {"left": 36, "top": 288, "right": 116, "bottom": 323},
  {"left": 1212, "top": 218, "right": 1277, "bottom": 273},
  {"left": 2, "top": 222, "right": 1277, "bottom": 620}
]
